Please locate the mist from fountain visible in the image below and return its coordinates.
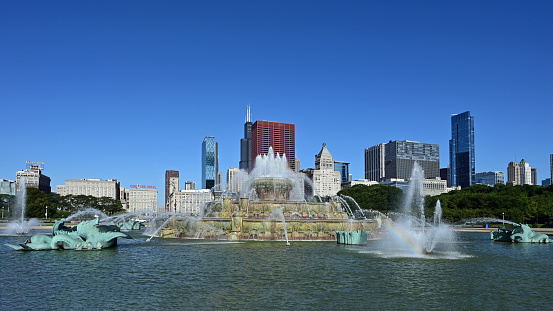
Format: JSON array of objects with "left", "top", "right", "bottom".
[
  {"left": 239, "top": 147, "right": 316, "bottom": 201},
  {"left": 4, "top": 178, "right": 40, "bottom": 235},
  {"left": 381, "top": 163, "right": 458, "bottom": 257}
]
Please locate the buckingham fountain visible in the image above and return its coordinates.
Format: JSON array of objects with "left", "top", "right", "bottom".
[{"left": 157, "top": 148, "right": 383, "bottom": 242}]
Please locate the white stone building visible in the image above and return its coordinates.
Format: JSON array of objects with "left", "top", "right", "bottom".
[
  {"left": 303, "top": 143, "right": 342, "bottom": 197},
  {"left": 123, "top": 186, "right": 158, "bottom": 213},
  {"left": 57, "top": 178, "right": 120, "bottom": 199}
]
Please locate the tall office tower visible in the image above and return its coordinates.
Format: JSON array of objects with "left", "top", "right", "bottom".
[
  {"left": 531, "top": 168, "right": 537, "bottom": 186},
  {"left": 202, "top": 136, "right": 219, "bottom": 189},
  {"left": 507, "top": 161, "right": 521, "bottom": 185},
  {"left": 385, "top": 140, "right": 440, "bottom": 180},
  {"left": 450, "top": 111, "right": 475, "bottom": 188},
  {"left": 295, "top": 158, "right": 301, "bottom": 173},
  {"left": 251, "top": 120, "right": 296, "bottom": 171},
  {"left": 519, "top": 159, "right": 532, "bottom": 185},
  {"left": 165, "top": 170, "right": 179, "bottom": 208},
  {"left": 303, "top": 143, "right": 342, "bottom": 197},
  {"left": 239, "top": 106, "right": 253, "bottom": 173},
  {"left": 475, "top": 171, "right": 505, "bottom": 186},
  {"left": 440, "top": 167, "right": 451, "bottom": 187},
  {"left": 334, "top": 161, "right": 350, "bottom": 184},
  {"left": 16, "top": 161, "right": 51, "bottom": 193},
  {"left": 365, "top": 143, "right": 386, "bottom": 182}
]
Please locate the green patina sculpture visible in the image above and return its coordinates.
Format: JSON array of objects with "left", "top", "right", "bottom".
[
  {"left": 116, "top": 219, "right": 142, "bottom": 230},
  {"left": 6, "top": 218, "right": 131, "bottom": 251},
  {"left": 336, "top": 230, "right": 368, "bottom": 245},
  {"left": 491, "top": 224, "right": 550, "bottom": 243}
]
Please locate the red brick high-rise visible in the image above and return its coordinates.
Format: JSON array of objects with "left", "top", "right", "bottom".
[{"left": 251, "top": 120, "right": 296, "bottom": 171}]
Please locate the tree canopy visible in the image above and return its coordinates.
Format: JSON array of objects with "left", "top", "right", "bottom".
[
  {"left": 426, "top": 184, "right": 553, "bottom": 225},
  {"left": 1, "top": 188, "right": 124, "bottom": 219},
  {"left": 337, "top": 184, "right": 403, "bottom": 213}
]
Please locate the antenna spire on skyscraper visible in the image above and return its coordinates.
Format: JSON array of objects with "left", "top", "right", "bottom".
[{"left": 246, "top": 104, "right": 252, "bottom": 123}]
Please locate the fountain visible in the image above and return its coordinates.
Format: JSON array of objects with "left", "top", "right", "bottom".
[
  {"left": 490, "top": 224, "right": 550, "bottom": 243},
  {"left": 5, "top": 216, "right": 131, "bottom": 251},
  {"left": 4, "top": 178, "right": 40, "bottom": 235},
  {"left": 381, "top": 163, "right": 457, "bottom": 256},
  {"left": 165, "top": 147, "right": 383, "bottom": 242}
]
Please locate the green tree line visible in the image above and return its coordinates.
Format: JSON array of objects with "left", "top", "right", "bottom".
[
  {"left": 336, "top": 183, "right": 553, "bottom": 225},
  {"left": 0, "top": 188, "right": 124, "bottom": 219},
  {"left": 426, "top": 184, "right": 553, "bottom": 225}
]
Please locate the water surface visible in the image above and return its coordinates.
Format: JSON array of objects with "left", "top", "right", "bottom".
[{"left": 1, "top": 232, "right": 551, "bottom": 310}]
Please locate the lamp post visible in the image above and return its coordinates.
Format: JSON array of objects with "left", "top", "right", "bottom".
[{"left": 502, "top": 212, "right": 505, "bottom": 226}]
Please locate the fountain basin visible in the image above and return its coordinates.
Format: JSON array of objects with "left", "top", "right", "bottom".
[{"left": 336, "top": 230, "right": 368, "bottom": 245}]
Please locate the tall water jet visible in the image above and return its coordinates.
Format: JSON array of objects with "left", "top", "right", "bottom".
[
  {"left": 382, "top": 163, "right": 457, "bottom": 256},
  {"left": 5, "top": 178, "right": 40, "bottom": 235},
  {"left": 271, "top": 208, "right": 290, "bottom": 245}
]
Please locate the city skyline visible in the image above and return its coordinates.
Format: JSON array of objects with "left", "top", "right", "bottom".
[{"left": 1, "top": 1, "right": 552, "bottom": 207}]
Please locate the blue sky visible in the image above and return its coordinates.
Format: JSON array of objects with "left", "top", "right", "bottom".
[{"left": 2, "top": 1, "right": 552, "bottom": 206}]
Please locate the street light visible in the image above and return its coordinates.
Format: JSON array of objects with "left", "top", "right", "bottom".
[{"left": 502, "top": 212, "right": 505, "bottom": 225}]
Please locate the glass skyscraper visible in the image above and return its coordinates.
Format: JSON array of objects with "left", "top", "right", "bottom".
[
  {"left": 334, "top": 161, "right": 350, "bottom": 184},
  {"left": 449, "top": 111, "right": 475, "bottom": 188},
  {"left": 202, "top": 136, "right": 218, "bottom": 189}
]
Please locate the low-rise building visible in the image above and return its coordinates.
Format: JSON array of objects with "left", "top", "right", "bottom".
[
  {"left": 16, "top": 161, "right": 51, "bottom": 193},
  {"left": 123, "top": 185, "right": 158, "bottom": 213},
  {"left": 58, "top": 178, "right": 120, "bottom": 199}
]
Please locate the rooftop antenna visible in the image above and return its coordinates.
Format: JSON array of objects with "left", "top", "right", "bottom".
[{"left": 246, "top": 104, "right": 252, "bottom": 123}]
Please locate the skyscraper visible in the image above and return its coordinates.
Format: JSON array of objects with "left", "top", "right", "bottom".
[
  {"left": 550, "top": 154, "right": 552, "bottom": 183},
  {"left": 239, "top": 105, "right": 253, "bottom": 173},
  {"left": 202, "top": 136, "right": 219, "bottom": 189},
  {"left": 334, "top": 161, "right": 350, "bottom": 184},
  {"left": 365, "top": 143, "right": 386, "bottom": 182},
  {"left": 385, "top": 140, "right": 440, "bottom": 180},
  {"left": 165, "top": 170, "right": 179, "bottom": 208},
  {"left": 251, "top": 120, "right": 296, "bottom": 171},
  {"left": 449, "top": 111, "right": 475, "bottom": 188}
]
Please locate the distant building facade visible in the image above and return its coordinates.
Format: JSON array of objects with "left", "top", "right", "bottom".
[
  {"left": 365, "top": 141, "right": 439, "bottom": 182},
  {"left": 381, "top": 177, "right": 458, "bottom": 196},
  {"left": 334, "top": 161, "right": 350, "bottom": 184},
  {"left": 507, "top": 159, "right": 534, "bottom": 186},
  {"left": 123, "top": 185, "right": 158, "bottom": 213},
  {"left": 303, "top": 143, "right": 341, "bottom": 197},
  {"left": 165, "top": 170, "right": 179, "bottom": 208},
  {"left": 440, "top": 167, "right": 451, "bottom": 187},
  {"left": 364, "top": 143, "right": 386, "bottom": 182},
  {"left": 507, "top": 161, "right": 521, "bottom": 186},
  {"left": 58, "top": 178, "right": 120, "bottom": 199},
  {"left": 542, "top": 178, "right": 551, "bottom": 186},
  {"left": 251, "top": 120, "right": 296, "bottom": 171},
  {"left": 0, "top": 179, "right": 16, "bottom": 196},
  {"left": 16, "top": 161, "right": 51, "bottom": 193},
  {"left": 341, "top": 179, "right": 379, "bottom": 188},
  {"left": 174, "top": 189, "right": 212, "bottom": 215},
  {"left": 202, "top": 136, "right": 219, "bottom": 190},
  {"left": 226, "top": 167, "right": 243, "bottom": 193},
  {"left": 450, "top": 111, "right": 475, "bottom": 188},
  {"left": 531, "top": 168, "right": 537, "bottom": 186},
  {"left": 475, "top": 171, "right": 504, "bottom": 186},
  {"left": 185, "top": 181, "right": 196, "bottom": 190},
  {"left": 385, "top": 140, "right": 440, "bottom": 180}
]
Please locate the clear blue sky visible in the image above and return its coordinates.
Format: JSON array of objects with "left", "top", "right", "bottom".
[{"left": 2, "top": 1, "right": 552, "bottom": 207}]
